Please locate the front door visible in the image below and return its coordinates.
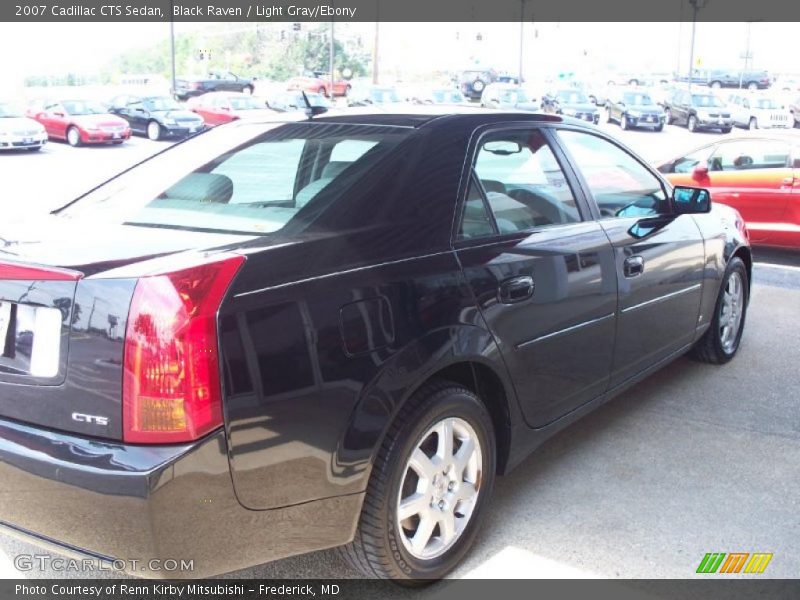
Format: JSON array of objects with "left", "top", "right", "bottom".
[
  {"left": 699, "top": 138, "right": 794, "bottom": 244},
  {"left": 455, "top": 126, "right": 618, "bottom": 428},
  {"left": 555, "top": 128, "right": 705, "bottom": 388}
]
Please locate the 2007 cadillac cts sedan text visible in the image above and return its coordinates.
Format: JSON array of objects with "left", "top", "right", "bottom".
[{"left": 0, "top": 110, "right": 750, "bottom": 581}]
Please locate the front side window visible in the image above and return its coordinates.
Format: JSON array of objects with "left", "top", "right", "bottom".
[
  {"left": 473, "top": 129, "right": 580, "bottom": 233},
  {"left": 558, "top": 130, "right": 668, "bottom": 218},
  {"left": 709, "top": 140, "right": 791, "bottom": 171},
  {"left": 57, "top": 122, "right": 413, "bottom": 236}
]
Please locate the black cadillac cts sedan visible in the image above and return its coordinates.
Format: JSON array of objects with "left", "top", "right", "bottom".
[{"left": 0, "top": 110, "right": 750, "bottom": 581}]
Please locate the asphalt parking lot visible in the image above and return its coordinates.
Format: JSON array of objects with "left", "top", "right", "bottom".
[{"left": 1, "top": 120, "right": 799, "bottom": 581}]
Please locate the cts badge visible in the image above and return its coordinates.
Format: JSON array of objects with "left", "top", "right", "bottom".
[{"left": 71, "top": 412, "right": 109, "bottom": 426}]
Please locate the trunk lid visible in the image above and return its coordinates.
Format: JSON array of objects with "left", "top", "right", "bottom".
[{"left": 0, "top": 216, "right": 246, "bottom": 440}]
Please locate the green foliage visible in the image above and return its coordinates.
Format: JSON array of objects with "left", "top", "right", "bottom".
[{"left": 106, "top": 24, "right": 371, "bottom": 82}]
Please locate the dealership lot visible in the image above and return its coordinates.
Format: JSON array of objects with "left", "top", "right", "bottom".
[{"left": 0, "top": 119, "right": 798, "bottom": 581}]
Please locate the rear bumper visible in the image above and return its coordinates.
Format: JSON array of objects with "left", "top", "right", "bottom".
[{"left": 0, "top": 418, "right": 362, "bottom": 578}]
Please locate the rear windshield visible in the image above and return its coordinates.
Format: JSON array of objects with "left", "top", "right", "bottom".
[
  {"left": 56, "top": 121, "right": 413, "bottom": 236},
  {"left": 0, "top": 103, "right": 23, "bottom": 118}
]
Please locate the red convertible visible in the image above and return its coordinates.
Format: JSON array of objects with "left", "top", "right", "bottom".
[
  {"left": 659, "top": 134, "right": 800, "bottom": 248},
  {"left": 287, "top": 73, "right": 351, "bottom": 98},
  {"left": 187, "top": 92, "right": 274, "bottom": 127},
  {"left": 27, "top": 99, "right": 131, "bottom": 147}
]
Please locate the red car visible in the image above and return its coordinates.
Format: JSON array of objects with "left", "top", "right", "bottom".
[
  {"left": 287, "top": 73, "right": 350, "bottom": 98},
  {"left": 187, "top": 92, "right": 274, "bottom": 127},
  {"left": 27, "top": 99, "right": 131, "bottom": 147},
  {"left": 658, "top": 135, "right": 800, "bottom": 248}
]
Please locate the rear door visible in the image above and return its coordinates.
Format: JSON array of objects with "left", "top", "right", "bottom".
[
  {"left": 700, "top": 139, "right": 793, "bottom": 244},
  {"left": 555, "top": 128, "right": 705, "bottom": 388},
  {"left": 455, "top": 125, "right": 617, "bottom": 428}
]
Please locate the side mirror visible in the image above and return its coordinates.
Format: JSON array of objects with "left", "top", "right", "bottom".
[
  {"left": 673, "top": 186, "right": 711, "bottom": 214},
  {"left": 692, "top": 164, "right": 709, "bottom": 179},
  {"left": 53, "top": 111, "right": 65, "bottom": 117}
]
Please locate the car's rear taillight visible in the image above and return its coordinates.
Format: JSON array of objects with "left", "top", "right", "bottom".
[
  {"left": 122, "top": 254, "right": 244, "bottom": 444},
  {"left": 190, "top": 82, "right": 202, "bottom": 90}
]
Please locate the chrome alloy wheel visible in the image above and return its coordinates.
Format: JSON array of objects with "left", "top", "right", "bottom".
[
  {"left": 719, "top": 271, "right": 745, "bottom": 353},
  {"left": 396, "top": 417, "right": 482, "bottom": 561}
]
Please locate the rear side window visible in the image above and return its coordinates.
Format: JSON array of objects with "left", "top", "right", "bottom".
[
  {"left": 558, "top": 130, "right": 668, "bottom": 219},
  {"left": 473, "top": 129, "right": 580, "bottom": 233},
  {"left": 458, "top": 178, "right": 495, "bottom": 240}
]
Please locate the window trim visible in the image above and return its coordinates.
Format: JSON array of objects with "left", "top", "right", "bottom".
[
  {"left": 551, "top": 125, "right": 673, "bottom": 221},
  {"left": 451, "top": 123, "right": 592, "bottom": 246}
]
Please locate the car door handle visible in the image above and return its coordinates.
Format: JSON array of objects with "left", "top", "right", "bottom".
[
  {"left": 623, "top": 256, "right": 645, "bottom": 278},
  {"left": 498, "top": 276, "right": 535, "bottom": 304}
]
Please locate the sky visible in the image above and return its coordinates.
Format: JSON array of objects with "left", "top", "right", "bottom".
[{"left": 0, "top": 21, "right": 796, "bottom": 87}]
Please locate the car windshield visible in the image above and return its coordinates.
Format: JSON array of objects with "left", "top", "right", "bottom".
[
  {"left": 370, "top": 89, "right": 401, "bottom": 103},
  {"left": 228, "top": 96, "right": 264, "bottom": 110},
  {"left": 0, "top": 103, "right": 23, "bottom": 117},
  {"left": 56, "top": 122, "right": 412, "bottom": 236},
  {"left": 432, "top": 90, "right": 464, "bottom": 103},
  {"left": 499, "top": 89, "right": 529, "bottom": 103},
  {"left": 557, "top": 91, "right": 588, "bottom": 103},
  {"left": 754, "top": 98, "right": 780, "bottom": 109},
  {"left": 692, "top": 95, "right": 725, "bottom": 108},
  {"left": 62, "top": 100, "right": 108, "bottom": 115},
  {"left": 145, "top": 97, "right": 182, "bottom": 111},
  {"left": 622, "top": 92, "right": 654, "bottom": 106}
]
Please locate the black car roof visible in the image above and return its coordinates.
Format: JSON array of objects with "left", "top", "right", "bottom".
[{"left": 309, "top": 108, "right": 569, "bottom": 129}]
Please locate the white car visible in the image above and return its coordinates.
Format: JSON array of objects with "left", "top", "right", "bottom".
[
  {"left": 727, "top": 93, "right": 793, "bottom": 129},
  {"left": 0, "top": 102, "right": 47, "bottom": 151},
  {"left": 480, "top": 83, "right": 541, "bottom": 111}
]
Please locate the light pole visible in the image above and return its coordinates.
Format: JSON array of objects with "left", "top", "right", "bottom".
[
  {"left": 518, "top": 0, "right": 525, "bottom": 84},
  {"left": 738, "top": 22, "right": 753, "bottom": 90},
  {"left": 169, "top": 0, "right": 176, "bottom": 95},
  {"left": 686, "top": 0, "right": 707, "bottom": 93},
  {"left": 329, "top": 20, "right": 335, "bottom": 96}
]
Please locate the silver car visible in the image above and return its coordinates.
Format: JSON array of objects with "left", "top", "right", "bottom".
[{"left": 0, "top": 102, "right": 47, "bottom": 151}]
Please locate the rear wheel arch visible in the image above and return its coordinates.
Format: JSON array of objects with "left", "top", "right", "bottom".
[{"left": 731, "top": 245, "right": 753, "bottom": 297}]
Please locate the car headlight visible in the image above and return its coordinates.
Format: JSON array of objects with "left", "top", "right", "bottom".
[
  {"left": 628, "top": 110, "right": 642, "bottom": 117},
  {"left": 696, "top": 110, "right": 710, "bottom": 119},
  {"left": 162, "top": 118, "right": 177, "bottom": 126}
]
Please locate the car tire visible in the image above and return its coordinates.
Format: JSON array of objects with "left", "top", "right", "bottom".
[
  {"left": 688, "top": 115, "right": 698, "bottom": 132},
  {"left": 629, "top": 79, "right": 639, "bottom": 86},
  {"left": 721, "top": 127, "right": 732, "bottom": 134},
  {"left": 690, "top": 257, "right": 748, "bottom": 365},
  {"left": 471, "top": 80, "right": 485, "bottom": 94},
  {"left": 318, "top": 87, "right": 328, "bottom": 98},
  {"left": 654, "top": 123, "right": 664, "bottom": 132},
  {"left": 710, "top": 81, "right": 722, "bottom": 89},
  {"left": 620, "top": 114, "right": 629, "bottom": 130},
  {"left": 242, "top": 86, "right": 254, "bottom": 96},
  {"left": 664, "top": 108, "right": 673, "bottom": 124},
  {"left": 749, "top": 117, "right": 758, "bottom": 130},
  {"left": 66, "top": 126, "right": 82, "bottom": 147},
  {"left": 338, "top": 379, "right": 496, "bottom": 582},
  {"left": 747, "top": 81, "right": 758, "bottom": 91},
  {"left": 345, "top": 85, "right": 352, "bottom": 97},
  {"left": 147, "top": 121, "right": 162, "bottom": 141}
]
